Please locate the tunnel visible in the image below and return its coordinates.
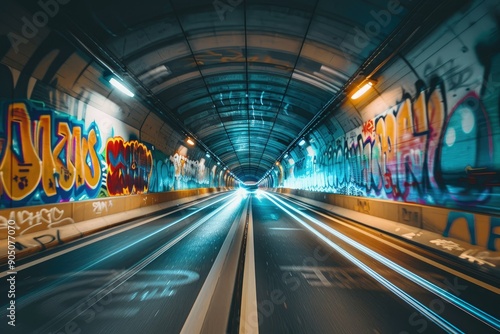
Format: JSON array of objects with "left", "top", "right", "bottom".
[{"left": 0, "top": 0, "right": 499, "bottom": 332}]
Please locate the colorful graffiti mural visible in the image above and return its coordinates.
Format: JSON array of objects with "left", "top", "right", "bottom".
[
  {"left": 0, "top": 101, "right": 103, "bottom": 206},
  {"left": 283, "top": 76, "right": 500, "bottom": 213},
  {"left": 0, "top": 99, "right": 222, "bottom": 208},
  {"left": 106, "top": 137, "right": 153, "bottom": 195}
]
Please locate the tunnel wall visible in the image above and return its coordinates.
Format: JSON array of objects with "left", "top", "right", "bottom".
[
  {"left": 0, "top": 2, "right": 235, "bottom": 216},
  {"left": 273, "top": 0, "right": 500, "bottom": 249}
]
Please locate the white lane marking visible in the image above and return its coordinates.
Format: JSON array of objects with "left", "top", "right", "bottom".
[
  {"left": 0, "top": 194, "right": 232, "bottom": 278},
  {"left": 267, "top": 193, "right": 500, "bottom": 331},
  {"left": 180, "top": 199, "right": 247, "bottom": 334},
  {"left": 35, "top": 198, "right": 236, "bottom": 333},
  {"left": 269, "top": 227, "right": 302, "bottom": 231},
  {"left": 240, "top": 199, "right": 259, "bottom": 334},
  {"left": 277, "top": 194, "right": 500, "bottom": 294},
  {"left": 265, "top": 194, "right": 463, "bottom": 334}
]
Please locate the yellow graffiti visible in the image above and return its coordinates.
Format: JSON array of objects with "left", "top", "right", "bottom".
[
  {"left": 0, "top": 103, "right": 42, "bottom": 200},
  {"left": 83, "top": 128, "right": 101, "bottom": 189},
  {"left": 0, "top": 102, "right": 102, "bottom": 201}
]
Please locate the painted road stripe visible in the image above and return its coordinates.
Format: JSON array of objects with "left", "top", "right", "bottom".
[
  {"left": 266, "top": 194, "right": 463, "bottom": 334},
  {"left": 239, "top": 198, "right": 259, "bottom": 334},
  {"left": 278, "top": 194, "right": 500, "bottom": 294},
  {"left": 267, "top": 193, "right": 500, "bottom": 332},
  {"left": 0, "top": 193, "right": 232, "bottom": 278},
  {"left": 269, "top": 227, "right": 302, "bottom": 231},
  {"left": 37, "top": 197, "right": 238, "bottom": 333},
  {"left": 180, "top": 198, "right": 248, "bottom": 334}
]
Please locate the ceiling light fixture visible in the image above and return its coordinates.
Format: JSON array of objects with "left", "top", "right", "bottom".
[
  {"left": 109, "top": 77, "right": 134, "bottom": 97},
  {"left": 206, "top": 152, "right": 211, "bottom": 158},
  {"left": 351, "top": 79, "right": 376, "bottom": 100},
  {"left": 186, "top": 137, "right": 195, "bottom": 146},
  {"left": 298, "top": 139, "right": 306, "bottom": 146}
]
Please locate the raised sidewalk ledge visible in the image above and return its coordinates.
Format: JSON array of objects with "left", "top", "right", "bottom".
[
  {"left": 276, "top": 192, "right": 500, "bottom": 278},
  {"left": 1, "top": 191, "right": 229, "bottom": 263}
]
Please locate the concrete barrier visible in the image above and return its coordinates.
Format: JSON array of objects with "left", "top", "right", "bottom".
[
  {"left": 0, "top": 188, "right": 231, "bottom": 262},
  {"left": 273, "top": 188, "right": 500, "bottom": 251}
]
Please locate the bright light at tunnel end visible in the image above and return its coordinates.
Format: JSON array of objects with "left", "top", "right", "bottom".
[{"left": 236, "top": 188, "right": 248, "bottom": 199}]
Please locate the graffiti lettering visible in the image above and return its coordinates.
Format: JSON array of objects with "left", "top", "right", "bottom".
[
  {"left": 92, "top": 200, "right": 113, "bottom": 214},
  {"left": 0, "top": 207, "right": 74, "bottom": 235},
  {"left": 459, "top": 249, "right": 499, "bottom": 267},
  {"left": 283, "top": 80, "right": 496, "bottom": 207},
  {"left": 106, "top": 138, "right": 153, "bottom": 195},
  {"left": 0, "top": 102, "right": 102, "bottom": 204},
  {"left": 169, "top": 153, "right": 209, "bottom": 189},
  {"left": 429, "top": 239, "right": 465, "bottom": 252}
]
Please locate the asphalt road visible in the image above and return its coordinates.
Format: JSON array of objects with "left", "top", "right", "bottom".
[{"left": 1, "top": 190, "right": 499, "bottom": 333}]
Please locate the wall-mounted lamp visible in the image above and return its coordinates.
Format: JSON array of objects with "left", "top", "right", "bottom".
[
  {"left": 351, "top": 79, "right": 376, "bottom": 100},
  {"left": 109, "top": 77, "right": 134, "bottom": 97},
  {"left": 186, "top": 137, "right": 195, "bottom": 146},
  {"left": 298, "top": 139, "right": 306, "bottom": 146}
]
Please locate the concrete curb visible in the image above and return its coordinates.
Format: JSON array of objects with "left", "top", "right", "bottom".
[
  {"left": 276, "top": 192, "right": 500, "bottom": 278},
  {"left": 1, "top": 192, "right": 228, "bottom": 263}
]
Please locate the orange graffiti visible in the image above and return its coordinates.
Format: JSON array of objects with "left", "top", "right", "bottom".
[{"left": 0, "top": 102, "right": 102, "bottom": 201}]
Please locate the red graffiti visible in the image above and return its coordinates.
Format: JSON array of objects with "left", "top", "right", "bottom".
[{"left": 106, "top": 138, "right": 153, "bottom": 196}]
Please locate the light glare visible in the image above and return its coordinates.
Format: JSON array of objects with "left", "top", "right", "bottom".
[
  {"left": 351, "top": 81, "right": 373, "bottom": 100},
  {"left": 109, "top": 77, "right": 134, "bottom": 97}
]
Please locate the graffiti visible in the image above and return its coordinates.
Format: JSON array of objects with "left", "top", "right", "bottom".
[
  {"left": 429, "top": 239, "right": 465, "bottom": 252},
  {"left": 13, "top": 229, "right": 67, "bottom": 251},
  {"left": 284, "top": 79, "right": 498, "bottom": 208},
  {"left": 423, "top": 58, "right": 477, "bottom": 91},
  {"left": 355, "top": 199, "right": 370, "bottom": 213},
  {"left": 401, "top": 207, "right": 420, "bottom": 226},
  {"left": 149, "top": 150, "right": 175, "bottom": 192},
  {"left": 0, "top": 101, "right": 103, "bottom": 205},
  {"left": 443, "top": 211, "right": 500, "bottom": 251},
  {"left": 402, "top": 231, "right": 423, "bottom": 240},
  {"left": 459, "top": 249, "right": 500, "bottom": 267},
  {"left": 92, "top": 200, "right": 113, "bottom": 214},
  {"left": 106, "top": 137, "right": 153, "bottom": 196},
  {"left": 0, "top": 24, "right": 228, "bottom": 212},
  {"left": 0, "top": 207, "right": 74, "bottom": 235},
  {"left": 169, "top": 153, "right": 210, "bottom": 189}
]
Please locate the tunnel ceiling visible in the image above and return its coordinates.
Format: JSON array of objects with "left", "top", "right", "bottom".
[{"left": 43, "top": 0, "right": 422, "bottom": 182}]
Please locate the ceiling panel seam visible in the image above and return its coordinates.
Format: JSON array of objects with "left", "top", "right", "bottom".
[
  {"left": 168, "top": 0, "right": 244, "bottom": 173},
  {"left": 255, "top": 0, "right": 320, "bottom": 175}
]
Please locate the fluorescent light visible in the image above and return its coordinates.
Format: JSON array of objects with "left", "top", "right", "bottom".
[
  {"left": 284, "top": 153, "right": 288, "bottom": 158},
  {"left": 109, "top": 77, "right": 134, "bottom": 97},
  {"left": 298, "top": 139, "right": 306, "bottom": 146},
  {"left": 186, "top": 138, "right": 195, "bottom": 146},
  {"left": 351, "top": 81, "right": 374, "bottom": 100}
]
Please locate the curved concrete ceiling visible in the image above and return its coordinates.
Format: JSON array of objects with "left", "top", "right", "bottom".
[{"left": 15, "top": 0, "right": 458, "bottom": 182}]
